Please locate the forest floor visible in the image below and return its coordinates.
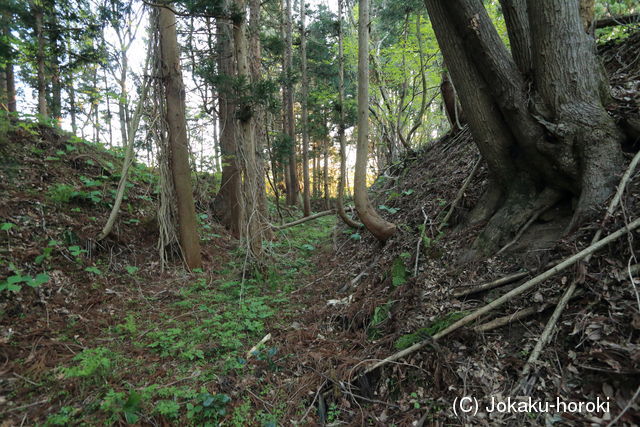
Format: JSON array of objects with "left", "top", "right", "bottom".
[{"left": 2, "top": 30, "right": 640, "bottom": 427}]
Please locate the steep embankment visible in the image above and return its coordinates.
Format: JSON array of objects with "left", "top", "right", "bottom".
[{"left": 271, "top": 31, "right": 640, "bottom": 425}]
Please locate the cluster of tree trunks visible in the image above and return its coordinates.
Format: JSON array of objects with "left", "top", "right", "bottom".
[{"left": 424, "top": 0, "right": 629, "bottom": 256}]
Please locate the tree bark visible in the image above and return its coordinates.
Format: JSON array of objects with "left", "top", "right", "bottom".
[
  {"left": 424, "top": 0, "right": 624, "bottom": 256},
  {"left": 248, "top": 0, "right": 272, "bottom": 239},
  {"left": 354, "top": 0, "right": 396, "bottom": 242},
  {"left": 336, "top": 0, "right": 361, "bottom": 229},
  {"left": 234, "top": 0, "right": 262, "bottom": 257},
  {"left": 300, "top": 0, "right": 311, "bottom": 216},
  {"left": 32, "top": 2, "right": 48, "bottom": 118},
  {"left": 158, "top": 6, "right": 202, "bottom": 269},
  {"left": 215, "top": 11, "right": 244, "bottom": 239},
  {"left": 283, "top": 0, "right": 298, "bottom": 206}
]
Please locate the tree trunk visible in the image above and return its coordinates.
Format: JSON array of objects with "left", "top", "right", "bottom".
[
  {"left": 215, "top": 12, "right": 244, "bottom": 238},
  {"left": 248, "top": 0, "right": 273, "bottom": 239},
  {"left": 283, "top": 0, "right": 298, "bottom": 206},
  {"left": 32, "top": 2, "right": 47, "bottom": 118},
  {"left": 424, "top": 0, "right": 624, "bottom": 256},
  {"left": 336, "top": 0, "right": 361, "bottom": 228},
  {"left": 440, "top": 70, "right": 464, "bottom": 133},
  {"left": 158, "top": 6, "right": 202, "bottom": 269},
  {"left": 354, "top": 0, "right": 396, "bottom": 242},
  {"left": 5, "top": 62, "right": 15, "bottom": 113},
  {"left": 323, "top": 136, "right": 330, "bottom": 210},
  {"left": 300, "top": 0, "right": 311, "bottom": 216},
  {"left": 233, "top": 0, "right": 262, "bottom": 257}
]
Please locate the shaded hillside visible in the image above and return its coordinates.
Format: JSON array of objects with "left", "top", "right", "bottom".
[{"left": 274, "top": 31, "right": 640, "bottom": 425}]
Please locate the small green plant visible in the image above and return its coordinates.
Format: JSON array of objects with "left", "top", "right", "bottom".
[
  {"left": 67, "top": 245, "right": 87, "bottom": 260},
  {"left": 155, "top": 399, "right": 181, "bottom": 419},
  {"left": 368, "top": 301, "right": 394, "bottom": 339},
  {"left": 186, "top": 392, "right": 231, "bottom": 423},
  {"left": 45, "top": 406, "right": 79, "bottom": 426},
  {"left": 394, "top": 311, "right": 471, "bottom": 350},
  {"left": 101, "top": 389, "right": 142, "bottom": 424},
  {"left": 85, "top": 266, "right": 102, "bottom": 275},
  {"left": 61, "top": 347, "right": 113, "bottom": 381},
  {"left": 378, "top": 204, "right": 398, "bottom": 214},
  {"left": 115, "top": 314, "right": 137, "bottom": 335},
  {"left": 0, "top": 270, "right": 49, "bottom": 293},
  {"left": 391, "top": 256, "right": 408, "bottom": 286},
  {"left": 1, "top": 222, "right": 16, "bottom": 232},
  {"left": 327, "top": 402, "right": 341, "bottom": 423},
  {"left": 125, "top": 265, "right": 139, "bottom": 275}
]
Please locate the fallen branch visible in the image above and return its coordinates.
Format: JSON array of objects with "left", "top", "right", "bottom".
[
  {"left": 454, "top": 262, "right": 555, "bottom": 297},
  {"left": 363, "top": 217, "right": 640, "bottom": 374},
  {"left": 246, "top": 333, "right": 272, "bottom": 359},
  {"left": 271, "top": 210, "right": 334, "bottom": 230},
  {"left": 414, "top": 207, "right": 429, "bottom": 277},
  {"left": 474, "top": 289, "right": 584, "bottom": 332},
  {"left": 454, "top": 270, "right": 529, "bottom": 297},
  {"left": 595, "top": 13, "right": 640, "bottom": 29},
  {"left": 438, "top": 157, "right": 481, "bottom": 231},
  {"left": 519, "top": 148, "right": 640, "bottom": 385}
]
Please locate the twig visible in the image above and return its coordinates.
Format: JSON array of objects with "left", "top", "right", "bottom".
[
  {"left": 454, "top": 261, "right": 555, "bottom": 297},
  {"left": 474, "top": 289, "right": 584, "bottom": 332},
  {"left": 246, "top": 333, "right": 272, "bottom": 359},
  {"left": 414, "top": 207, "right": 429, "bottom": 276},
  {"left": 362, "top": 217, "right": 640, "bottom": 374},
  {"left": 298, "top": 380, "right": 327, "bottom": 424},
  {"left": 271, "top": 210, "right": 334, "bottom": 230},
  {"left": 496, "top": 190, "right": 562, "bottom": 255},
  {"left": 607, "top": 384, "right": 640, "bottom": 427},
  {"left": 5, "top": 399, "right": 49, "bottom": 412},
  {"left": 338, "top": 254, "right": 382, "bottom": 293},
  {"left": 438, "top": 157, "right": 481, "bottom": 231}
]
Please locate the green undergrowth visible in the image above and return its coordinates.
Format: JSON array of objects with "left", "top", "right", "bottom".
[{"left": 41, "top": 214, "right": 336, "bottom": 426}]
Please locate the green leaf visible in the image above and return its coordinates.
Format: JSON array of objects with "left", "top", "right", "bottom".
[
  {"left": 28, "top": 273, "right": 49, "bottom": 287},
  {"left": 1, "top": 222, "right": 16, "bottom": 231},
  {"left": 85, "top": 266, "right": 102, "bottom": 275},
  {"left": 125, "top": 266, "right": 139, "bottom": 275},
  {"left": 391, "top": 257, "right": 407, "bottom": 287}
]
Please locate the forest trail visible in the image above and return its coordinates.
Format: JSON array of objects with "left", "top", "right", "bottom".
[
  {"left": 0, "top": 121, "right": 347, "bottom": 425},
  {"left": 3, "top": 110, "right": 640, "bottom": 425}
]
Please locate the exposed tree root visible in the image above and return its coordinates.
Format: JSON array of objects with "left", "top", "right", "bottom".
[
  {"left": 496, "top": 190, "right": 562, "bottom": 255},
  {"left": 470, "top": 186, "right": 562, "bottom": 257}
]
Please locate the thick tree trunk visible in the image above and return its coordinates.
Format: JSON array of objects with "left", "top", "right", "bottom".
[
  {"left": 248, "top": 0, "right": 272, "bottom": 239},
  {"left": 336, "top": 0, "right": 361, "bottom": 228},
  {"left": 300, "top": 0, "right": 311, "bottom": 216},
  {"left": 424, "top": 0, "right": 624, "bottom": 256},
  {"left": 354, "top": 0, "right": 396, "bottom": 242},
  {"left": 215, "top": 13, "right": 244, "bottom": 238},
  {"left": 158, "top": 6, "right": 203, "bottom": 269},
  {"left": 233, "top": 0, "right": 262, "bottom": 257},
  {"left": 527, "top": 0, "right": 623, "bottom": 227}
]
